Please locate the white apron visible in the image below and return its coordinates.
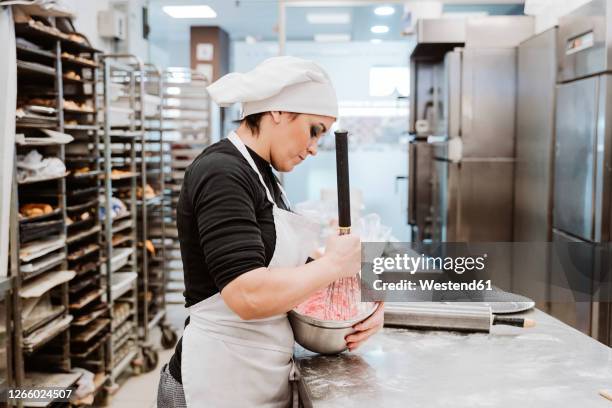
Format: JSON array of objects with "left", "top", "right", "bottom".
[{"left": 182, "top": 132, "right": 320, "bottom": 407}]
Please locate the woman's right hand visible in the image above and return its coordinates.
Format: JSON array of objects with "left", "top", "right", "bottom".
[{"left": 324, "top": 233, "right": 361, "bottom": 279}]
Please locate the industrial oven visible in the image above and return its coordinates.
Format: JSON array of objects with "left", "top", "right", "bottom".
[
  {"left": 407, "top": 18, "right": 464, "bottom": 243},
  {"left": 407, "top": 16, "right": 534, "bottom": 297}
]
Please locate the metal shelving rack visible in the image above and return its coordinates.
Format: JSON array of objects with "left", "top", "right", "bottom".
[
  {"left": 137, "top": 65, "right": 177, "bottom": 360},
  {"left": 10, "top": 14, "right": 99, "bottom": 406},
  {"left": 99, "top": 54, "right": 140, "bottom": 386},
  {"left": 161, "top": 68, "right": 211, "bottom": 305},
  {"left": 61, "top": 28, "right": 110, "bottom": 401},
  {"left": 7, "top": 14, "right": 183, "bottom": 405}
]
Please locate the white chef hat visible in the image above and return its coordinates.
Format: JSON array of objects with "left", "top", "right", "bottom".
[{"left": 207, "top": 56, "right": 338, "bottom": 119}]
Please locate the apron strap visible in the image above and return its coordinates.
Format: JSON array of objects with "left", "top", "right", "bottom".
[
  {"left": 273, "top": 173, "right": 292, "bottom": 210},
  {"left": 228, "top": 132, "right": 280, "bottom": 207}
]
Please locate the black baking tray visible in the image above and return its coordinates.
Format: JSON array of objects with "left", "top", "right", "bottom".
[
  {"left": 67, "top": 186, "right": 98, "bottom": 198},
  {"left": 20, "top": 219, "right": 63, "bottom": 244},
  {"left": 67, "top": 216, "right": 94, "bottom": 233},
  {"left": 66, "top": 198, "right": 97, "bottom": 213}
]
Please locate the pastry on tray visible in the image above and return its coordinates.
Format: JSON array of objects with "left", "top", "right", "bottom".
[
  {"left": 20, "top": 203, "right": 53, "bottom": 218},
  {"left": 64, "top": 70, "right": 81, "bottom": 80},
  {"left": 137, "top": 184, "right": 156, "bottom": 199}
]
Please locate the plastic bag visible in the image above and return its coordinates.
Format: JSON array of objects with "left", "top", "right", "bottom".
[
  {"left": 16, "top": 149, "right": 66, "bottom": 182},
  {"left": 71, "top": 367, "right": 96, "bottom": 404}
]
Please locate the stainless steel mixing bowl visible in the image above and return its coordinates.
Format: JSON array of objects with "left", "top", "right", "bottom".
[{"left": 289, "top": 303, "right": 378, "bottom": 354}]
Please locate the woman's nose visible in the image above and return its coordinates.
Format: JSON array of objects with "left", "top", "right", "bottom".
[{"left": 308, "top": 142, "right": 318, "bottom": 156}]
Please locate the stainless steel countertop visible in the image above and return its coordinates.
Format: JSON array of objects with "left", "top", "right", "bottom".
[{"left": 295, "top": 309, "right": 612, "bottom": 407}]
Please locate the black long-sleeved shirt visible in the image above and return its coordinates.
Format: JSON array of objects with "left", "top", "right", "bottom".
[{"left": 168, "top": 137, "right": 287, "bottom": 384}]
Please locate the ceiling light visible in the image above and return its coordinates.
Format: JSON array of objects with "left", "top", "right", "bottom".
[
  {"left": 307, "top": 13, "right": 350, "bottom": 24},
  {"left": 374, "top": 6, "right": 395, "bottom": 16},
  {"left": 162, "top": 5, "right": 217, "bottom": 19},
  {"left": 371, "top": 25, "right": 389, "bottom": 34}
]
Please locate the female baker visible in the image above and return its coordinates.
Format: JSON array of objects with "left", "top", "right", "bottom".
[{"left": 157, "top": 56, "right": 384, "bottom": 408}]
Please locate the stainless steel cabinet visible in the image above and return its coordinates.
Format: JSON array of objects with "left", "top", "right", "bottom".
[
  {"left": 549, "top": 230, "right": 595, "bottom": 336},
  {"left": 430, "top": 46, "right": 518, "bottom": 243},
  {"left": 514, "top": 28, "right": 557, "bottom": 243},
  {"left": 432, "top": 158, "right": 515, "bottom": 242},
  {"left": 408, "top": 19, "right": 466, "bottom": 242},
  {"left": 460, "top": 48, "right": 517, "bottom": 159},
  {"left": 557, "top": 0, "right": 612, "bottom": 82},
  {"left": 552, "top": 0, "right": 612, "bottom": 345},
  {"left": 408, "top": 17, "right": 532, "bottom": 245},
  {"left": 553, "top": 76, "right": 602, "bottom": 241},
  {"left": 512, "top": 28, "right": 558, "bottom": 309},
  {"left": 552, "top": 75, "right": 612, "bottom": 345}
]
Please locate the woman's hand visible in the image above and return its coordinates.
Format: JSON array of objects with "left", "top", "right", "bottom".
[
  {"left": 345, "top": 302, "right": 384, "bottom": 352},
  {"left": 309, "top": 247, "right": 325, "bottom": 260},
  {"left": 323, "top": 233, "right": 361, "bottom": 279}
]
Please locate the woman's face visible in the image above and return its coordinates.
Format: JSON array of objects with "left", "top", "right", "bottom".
[{"left": 268, "top": 112, "right": 336, "bottom": 172}]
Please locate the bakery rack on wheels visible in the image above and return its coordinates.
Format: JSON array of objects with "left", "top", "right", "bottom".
[
  {"left": 9, "top": 12, "right": 103, "bottom": 407},
  {"left": 60, "top": 26, "right": 110, "bottom": 406},
  {"left": 161, "top": 68, "right": 211, "bottom": 306},
  {"left": 99, "top": 54, "right": 141, "bottom": 392},
  {"left": 135, "top": 64, "right": 177, "bottom": 372}
]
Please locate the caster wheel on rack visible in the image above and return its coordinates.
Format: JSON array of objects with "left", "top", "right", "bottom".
[
  {"left": 161, "top": 325, "right": 178, "bottom": 349},
  {"left": 95, "top": 389, "right": 110, "bottom": 406},
  {"left": 142, "top": 346, "right": 159, "bottom": 373},
  {"left": 131, "top": 355, "right": 144, "bottom": 376}
]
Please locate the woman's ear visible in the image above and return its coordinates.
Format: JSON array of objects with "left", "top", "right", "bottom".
[{"left": 269, "top": 111, "right": 282, "bottom": 124}]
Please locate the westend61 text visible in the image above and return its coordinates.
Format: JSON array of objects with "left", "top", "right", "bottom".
[{"left": 372, "top": 279, "right": 493, "bottom": 291}]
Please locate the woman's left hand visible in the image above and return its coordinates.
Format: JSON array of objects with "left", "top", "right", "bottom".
[{"left": 345, "top": 302, "right": 384, "bottom": 352}]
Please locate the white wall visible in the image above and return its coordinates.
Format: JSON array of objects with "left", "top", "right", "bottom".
[
  {"left": 524, "top": 0, "right": 592, "bottom": 33},
  {"left": 232, "top": 40, "right": 413, "bottom": 241},
  {"left": 60, "top": 0, "right": 149, "bottom": 61},
  {"left": 149, "top": 36, "right": 190, "bottom": 68},
  {"left": 233, "top": 40, "right": 412, "bottom": 102},
  {"left": 113, "top": 0, "right": 149, "bottom": 62},
  {"left": 61, "top": 0, "right": 113, "bottom": 52}
]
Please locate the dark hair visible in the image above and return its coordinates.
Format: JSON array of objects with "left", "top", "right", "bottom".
[
  {"left": 242, "top": 112, "right": 267, "bottom": 135},
  {"left": 239, "top": 112, "right": 298, "bottom": 135}
]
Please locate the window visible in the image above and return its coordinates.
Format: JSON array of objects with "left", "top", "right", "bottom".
[{"left": 369, "top": 66, "right": 410, "bottom": 97}]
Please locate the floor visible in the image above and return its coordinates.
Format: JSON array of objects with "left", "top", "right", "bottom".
[{"left": 108, "top": 304, "right": 187, "bottom": 407}]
